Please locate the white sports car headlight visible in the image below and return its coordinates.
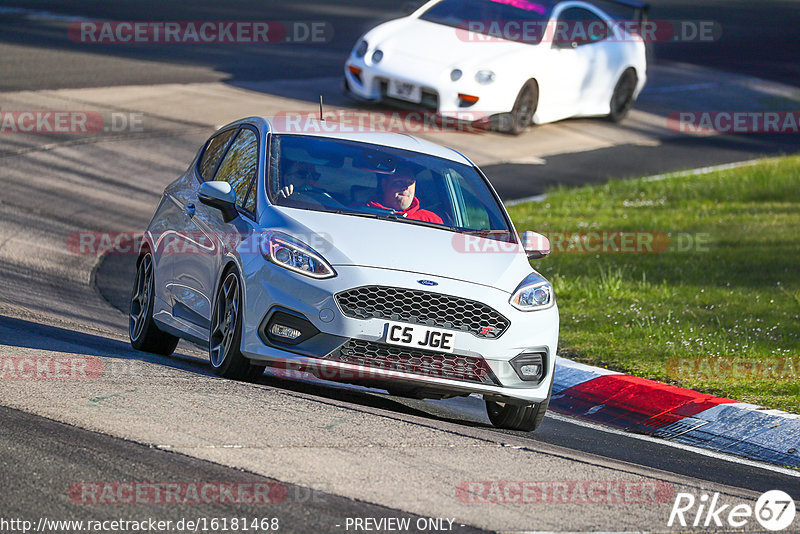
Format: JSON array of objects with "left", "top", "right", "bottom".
[
  {"left": 260, "top": 231, "right": 336, "bottom": 279},
  {"left": 355, "top": 40, "right": 368, "bottom": 58},
  {"left": 475, "top": 70, "right": 496, "bottom": 85},
  {"left": 510, "top": 273, "right": 554, "bottom": 311}
]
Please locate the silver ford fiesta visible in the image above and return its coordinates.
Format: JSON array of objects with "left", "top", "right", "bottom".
[{"left": 130, "top": 116, "right": 558, "bottom": 431}]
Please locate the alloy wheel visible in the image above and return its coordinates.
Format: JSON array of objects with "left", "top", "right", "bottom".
[
  {"left": 130, "top": 254, "right": 153, "bottom": 342},
  {"left": 210, "top": 273, "right": 240, "bottom": 368}
]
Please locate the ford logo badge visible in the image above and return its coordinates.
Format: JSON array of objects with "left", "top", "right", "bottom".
[{"left": 417, "top": 280, "right": 438, "bottom": 287}]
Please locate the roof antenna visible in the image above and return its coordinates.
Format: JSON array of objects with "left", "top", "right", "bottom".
[{"left": 319, "top": 95, "right": 325, "bottom": 121}]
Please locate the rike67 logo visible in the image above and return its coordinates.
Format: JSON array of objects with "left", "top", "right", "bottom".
[{"left": 669, "top": 490, "right": 796, "bottom": 531}]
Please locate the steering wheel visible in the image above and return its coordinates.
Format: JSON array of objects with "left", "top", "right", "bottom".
[{"left": 293, "top": 186, "right": 347, "bottom": 208}]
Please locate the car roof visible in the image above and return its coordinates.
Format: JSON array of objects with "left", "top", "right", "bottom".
[
  {"left": 235, "top": 116, "right": 473, "bottom": 165},
  {"left": 416, "top": 0, "right": 561, "bottom": 16},
  {"left": 413, "top": 0, "right": 638, "bottom": 19}
]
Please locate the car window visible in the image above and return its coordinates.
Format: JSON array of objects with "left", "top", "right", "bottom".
[
  {"left": 556, "top": 7, "right": 610, "bottom": 45},
  {"left": 198, "top": 129, "right": 236, "bottom": 181},
  {"left": 444, "top": 169, "right": 494, "bottom": 229},
  {"left": 214, "top": 128, "right": 259, "bottom": 214},
  {"left": 267, "top": 134, "right": 513, "bottom": 240},
  {"left": 420, "top": 0, "right": 552, "bottom": 45}
]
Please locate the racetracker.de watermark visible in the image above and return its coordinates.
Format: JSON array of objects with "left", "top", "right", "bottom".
[
  {"left": 455, "top": 19, "right": 721, "bottom": 43},
  {"left": 452, "top": 231, "right": 710, "bottom": 254},
  {"left": 273, "top": 110, "right": 493, "bottom": 134},
  {"left": 0, "top": 356, "right": 103, "bottom": 380},
  {"left": 456, "top": 480, "right": 674, "bottom": 504},
  {"left": 667, "top": 357, "right": 800, "bottom": 381},
  {"left": 69, "top": 21, "right": 333, "bottom": 44},
  {"left": 270, "top": 355, "right": 494, "bottom": 383},
  {"left": 67, "top": 231, "right": 712, "bottom": 256},
  {"left": 0, "top": 111, "right": 144, "bottom": 134},
  {"left": 67, "top": 231, "right": 334, "bottom": 255},
  {"left": 668, "top": 111, "right": 800, "bottom": 134},
  {"left": 69, "top": 482, "right": 287, "bottom": 505}
]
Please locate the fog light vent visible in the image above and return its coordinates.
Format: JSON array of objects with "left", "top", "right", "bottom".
[
  {"left": 510, "top": 352, "right": 546, "bottom": 382},
  {"left": 458, "top": 93, "right": 479, "bottom": 107},
  {"left": 519, "top": 364, "right": 541, "bottom": 377},
  {"left": 270, "top": 324, "right": 302, "bottom": 340},
  {"left": 262, "top": 309, "right": 319, "bottom": 346},
  {"left": 348, "top": 65, "right": 363, "bottom": 84}
]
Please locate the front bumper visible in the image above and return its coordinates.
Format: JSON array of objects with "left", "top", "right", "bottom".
[
  {"left": 239, "top": 260, "right": 558, "bottom": 404},
  {"left": 344, "top": 55, "right": 517, "bottom": 121}
]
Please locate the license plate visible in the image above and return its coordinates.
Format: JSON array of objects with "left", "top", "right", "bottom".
[
  {"left": 387, "top": 79, "right": 422, "bottom": 103},
  {"left": 385, "top": 321, "right": 455, "bottom": 353}
]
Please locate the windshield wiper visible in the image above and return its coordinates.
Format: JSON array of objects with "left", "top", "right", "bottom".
[
  {"left": 457, "top": 229, "right": 513, "bottom": 237},
  {"left": 329, "top": 208, "right": 392, "bottom": 219}
]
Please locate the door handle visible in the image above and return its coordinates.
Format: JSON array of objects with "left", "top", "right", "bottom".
[{"left": 185, "top": 203, "right": 196, "bottom": 217}]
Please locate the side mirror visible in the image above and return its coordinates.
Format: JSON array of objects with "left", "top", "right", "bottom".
[
  {"left": 521, "top": 231, "right": 550, "bottom": 260},
  {"left": 198, "top": 181, "right": 238, "bottom": 223}
]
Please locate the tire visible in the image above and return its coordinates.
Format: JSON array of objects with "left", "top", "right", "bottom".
[
  {"left": 209, "top": 269, "right": 265, "bottom": 381},
  {"left": 607, "top": 69, "right": 637, "bottom": 122},
  {"left": 129, "top": 252, "right": 180, "bottom": 356},
  {"left": 485, "top": 381, "right": 552, "bottom": 431},
  {"left": 493, "top": 81, "right": 538, "bottom": 135}
]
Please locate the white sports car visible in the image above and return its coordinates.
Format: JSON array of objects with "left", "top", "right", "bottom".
[
  {"left": 130, "top": 117, "right": 559, "bottom": 431},
  {"left": 344, "top": 0, "right": 648, "bottom": 133}
]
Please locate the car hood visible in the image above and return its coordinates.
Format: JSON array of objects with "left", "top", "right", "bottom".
[
  {"left": 367, "top": 17, "right": 536, "bottom": 70},
  {"left": 266, "top": 207, "right": 534, "bottom": 293}
]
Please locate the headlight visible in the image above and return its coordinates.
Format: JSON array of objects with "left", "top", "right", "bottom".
[
  {"left": 260, "top": 231, "right": 336, "bottom": 279},
  {"left": 510, "top": 273, "right": 554, "bottom": 311},
  {"left": 371, "top": 49, "right": 383, "bottom": 63},
  {"left": 475, "top": 70, "right": 496, "bottom": 85},
  {"left": 450, "top": 69, "right": 463, "bottom": 81},
  {"left": 355, "top": 40, "right": 368, "bottom": 57}
]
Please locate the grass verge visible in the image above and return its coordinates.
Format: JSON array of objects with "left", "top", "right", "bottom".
[{"left": 508, "top": 156, "right": 800, "bottom": 413}]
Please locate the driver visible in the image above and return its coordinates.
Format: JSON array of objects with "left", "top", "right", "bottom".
[
  {"left": 277, "top": 161, "right": 321, "bottom": 198},
  {"left": 365, "top": 162, "right": 443, "bottom": 224}
]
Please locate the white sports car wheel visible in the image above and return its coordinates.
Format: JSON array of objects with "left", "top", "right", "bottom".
[
  {"left": 608, "top": 69, "right": 637, "bottom": 122},
  {"left": 493, "top": 81, "right": 538, "bottom": 135}
]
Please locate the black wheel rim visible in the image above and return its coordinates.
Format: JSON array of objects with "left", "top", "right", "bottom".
[
  {"left": 613, "top": 73, "right": 635, "bottom": 115},
  {"left": 130, "top": 254, "right": 152, "bottom": 342},
  {"left": 514, "top": 86, "right": 534, "bottom": 130},
  {"left": 210, "top": 273, "right": 239, "bottom": 368}
]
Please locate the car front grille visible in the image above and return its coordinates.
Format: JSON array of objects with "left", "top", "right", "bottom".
[
  {"left": 335, "top": 285, "right": 509, "bottom": 339},
  {"left": 325, "top": 339, "right": 499, "bottom": 385}
]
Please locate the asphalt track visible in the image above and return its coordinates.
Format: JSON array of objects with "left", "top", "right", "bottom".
[
  {"left": 2, "top": 404, "right": 482, "bottom": 534},
  {"left": 1, "top": 0, "right": 799, "bottom": 89},
  {"left": 1, "top": 1, "right": 799, "bottom": 532}
]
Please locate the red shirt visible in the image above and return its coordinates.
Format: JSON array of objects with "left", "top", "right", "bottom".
[{"left": 366, "top": 198, "right": 444, "bottom": 224}]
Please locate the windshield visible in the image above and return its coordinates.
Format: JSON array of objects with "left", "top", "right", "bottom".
[
  {"left": 419, "top": 0, "right": 553, "bottom": 44},
  {"left": 267, "top": 134, "right": 514, "bottom": 240}
]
